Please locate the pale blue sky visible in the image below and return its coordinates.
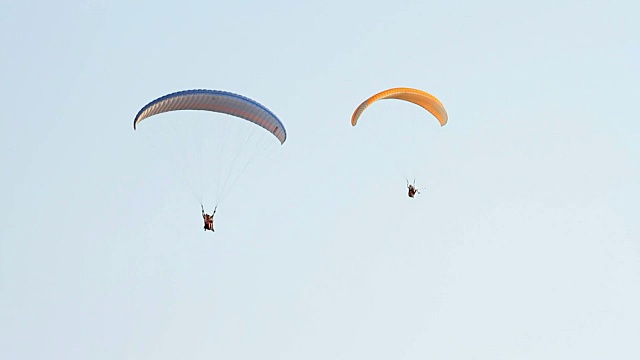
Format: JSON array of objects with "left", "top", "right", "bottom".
[{"left": 1, "top": 0, "right": 639, "bottom": 359}]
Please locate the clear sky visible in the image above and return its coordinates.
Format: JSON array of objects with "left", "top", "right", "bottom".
[{"left": 1, "top": 0, "right": 639, "bottom": 359}]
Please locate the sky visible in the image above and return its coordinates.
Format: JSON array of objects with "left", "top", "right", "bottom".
[{"left": 1, "top": 0, "right": 639, "bottom": 359}]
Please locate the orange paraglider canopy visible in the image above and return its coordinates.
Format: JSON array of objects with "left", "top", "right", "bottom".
[{"left": 351, "top": 87, "right": 448, "bottom": 127}]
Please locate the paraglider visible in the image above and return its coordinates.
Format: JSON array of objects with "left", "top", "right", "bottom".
[
  {"left": 134, "top": 89, "right": 287, "bottom": 232},
  {"left": 408, "top": 184, "right": 418, "bottom": 198},
  {"left": 202, "top": 205, "right": 216, "bottom": 232},
  {"left": 406, "top": 179, "right": 425, "bottom": 198},
  {"left": 351, "top": 87, "right": 448, "bottom": 198}
]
